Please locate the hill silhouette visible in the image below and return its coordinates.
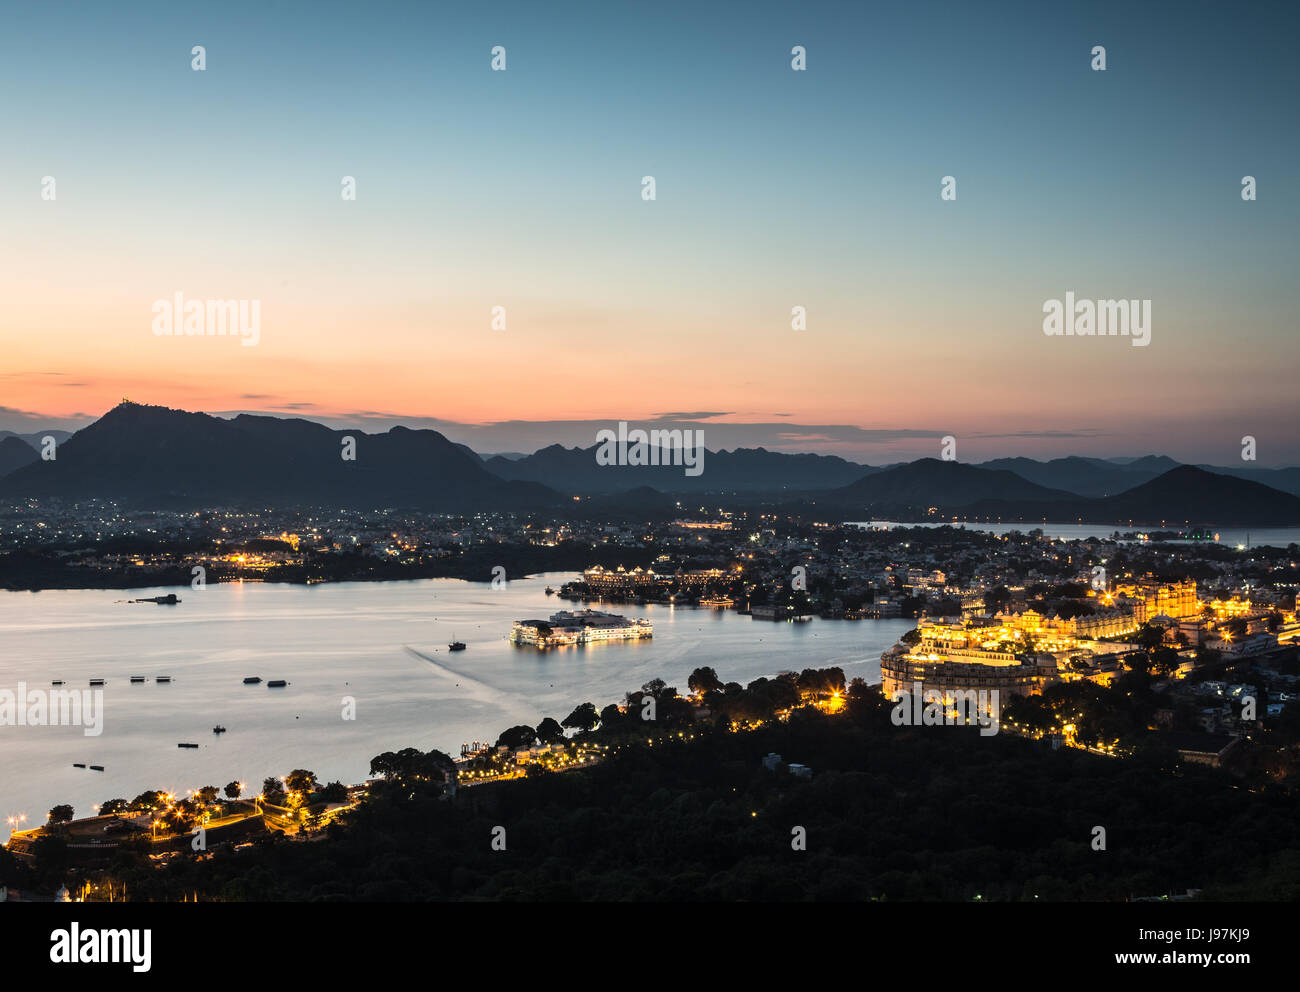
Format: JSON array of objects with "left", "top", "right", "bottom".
[{"left": 0, "top": 402, "right": 559, "bottom": 510}]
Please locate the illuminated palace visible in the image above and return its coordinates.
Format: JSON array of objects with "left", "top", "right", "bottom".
[
  {"left": 579, "top": 564, "right": 727, "bottom": 596},
  {"left": 1111, "top": 579, "right": 1199, "bottom": 621},
  {"left": 881, "top": 621, "right": 1057, "bottom": 701},
  {"left": 881, "top": 580, "right": 1201, "bottom": 700},
  {"left": 582, "top": 565, "right": 660, "bottom": 594},
  {"left": 510, "top": 609, "right": 653, "bottom": 648}
]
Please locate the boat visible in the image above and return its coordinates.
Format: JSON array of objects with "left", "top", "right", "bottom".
[
  {"left": 129, "top": 676, "right": 146, "bottom": 683},
  {"left": 155, "top": 677, "right": 172, "bottom": 683},
  {"left": 448, "top": 639, "right": 467, "bottom": 652},
  {"left": 51, "top": 680, "right": 64, "bottom": 686},
  {"left": 89, "top": 679, "right": 105, "bottom": 686},
  {"left": 89, "top": 765, "right": 104, "bottom": 771},
  {"left": 132, "top": 593, "right": 181, "bottom": 605},
  {"left": 177, "top": 742, "right": 199, "bottom": 749},
  {"left": 73, "top": 763, "right": 86, "bottom": 769},
  {"left": 545, "top": 586, "right": 556, "bottom": 596},
  {"left": 267, "top": 679, "right": 288, "bottom": 688},
  {"left": 212, "top": 725, "right": 226, "bottom": 734},
  {"left": 242, "top": 676, "right": 262, "bottom": 684}
]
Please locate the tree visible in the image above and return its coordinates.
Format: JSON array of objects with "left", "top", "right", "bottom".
[
  {"left": 196, "top": 786, "right": 220, "bottom": 804},
  {"left": 319, "top": 781, "right": 348, "bottom": 802},
  {"left": 497, "top": 725, "right": 537, "bottom": 750},
  {"left": 224, "top": 781, "right": 242, "bottom": 800},
  {"left": 1134, "top": 624, "right": 1165, "bottom": 650},
  {"left": 846, "top": 677, "right": 888, "bottom": 723},
  {"left": 561, "top": 702, "right": 599, "bottom": 733},
  {"left": 598, "top": 704, "right": 624, "bottom": 733},
  {"left": 166, "top": 798, "right": 200, "bottom": 831},
  {"left": 797, "top": 668, "right": 824, "bottom": 701},
  {"left": 821, "top": 666, "right": 846, "bottom": 696},
  {"left": 688, "top": 666, "right": 723, "bottom": 695},
  {"left": 262, "top": 777, "right": 286, "bottom": 803},
  {"left": 701, "top": 688, "right": 726, "bottom": 709},
  {"left": 369, "top": 748, "right": 456, "bottom": 792},
  {"left": 370, "top": 748, "right": 420, "bottom": 781},
  {"left": 47, "top": 805, "right": 74, "bottom": 825},
  {"left": 1149, "top": 646, "right": 1180, "bottom": 678},
  {"left": 285, "top": 769, "right": 317, "bottom": 796},
  {"left": 99, "top": 798, "right": 129, "bottom": 816},
  {"left": 130, "top": 791, "right": 167, "bottom": 813},
  {"left": 31, "top": 833, "right": 69, "bottom": 881},
  {"left": 536, "top": 717, "right": 565, "bottom": 744}
]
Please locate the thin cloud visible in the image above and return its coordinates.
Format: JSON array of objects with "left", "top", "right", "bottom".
[{"left": 650, "top": 411, "right": 734, "bottom": 421}]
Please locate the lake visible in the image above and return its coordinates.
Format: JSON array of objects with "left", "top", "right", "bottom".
[{"left": 0, "top": 574, "right": 911, "bottom": 832}]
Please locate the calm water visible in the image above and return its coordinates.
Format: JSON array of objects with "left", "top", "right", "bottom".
[
  {"left": 852, "top": 521, "right": 1300, "bottom": 549},
  {"left": 0, "top": 574, "right": 910, "bottom": 832}
]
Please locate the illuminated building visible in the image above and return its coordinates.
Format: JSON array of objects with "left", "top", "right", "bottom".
[
  {"left": 880, "top": 621, "right": 1057, "bottom": 700},
  {"left": 1113, "top": 579, "right": 1199, "bottom": 620},
  {"left": 511, "top": 609, "right": 653, "bottom": 648},
  {"left": 581, "top": 565, "right": 661, "bottom": 593}
]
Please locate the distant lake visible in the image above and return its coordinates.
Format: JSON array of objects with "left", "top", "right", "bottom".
[
  {"left": 850, "top": 521, "right": 1300, "bottom": 549},
  {"left": 0, "top": 575, "right": 911, "bottom": 832}
]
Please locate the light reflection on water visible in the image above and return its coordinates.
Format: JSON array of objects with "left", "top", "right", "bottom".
[{"left": 0, "top": 574, "right": 911, "bottom": 827}]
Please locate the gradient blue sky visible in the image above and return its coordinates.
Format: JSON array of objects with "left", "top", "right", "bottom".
[{"left": 1, "top": 0, "right": 1296, "bottom": 463}]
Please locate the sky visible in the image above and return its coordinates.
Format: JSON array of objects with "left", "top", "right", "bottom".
[{"left": 1, "top": 0, "right": 1297, "bottom": 464}]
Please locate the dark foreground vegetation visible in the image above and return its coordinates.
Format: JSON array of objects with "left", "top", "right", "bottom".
[{"left": 32, "top": 684, "right": 1300, "bottom": 902}]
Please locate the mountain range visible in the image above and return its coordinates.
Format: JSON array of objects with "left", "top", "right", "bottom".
[
  {"left": 825, "top": 461, "right": 1300, "bottom": 527},
  {"left": 2, "top": 403, "right": 1298, "bottom": 525},
  {"left": 0, "top": 403, "right": 555, "bottom": 511},
  {"left": 483, "top": 443, "right": 871, "bottom": 493}
]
